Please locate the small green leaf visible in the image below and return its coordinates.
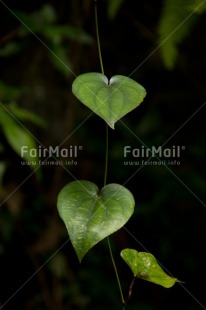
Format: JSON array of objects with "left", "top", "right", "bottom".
[
  {"left": 72, "top": 73, "right": 146, "bottom": 129},
  {"left": 57, "top": 180, "right": 135, "bottom": 262},
  {"left": 121, "top": 249, "right": 178, "bottom": 288}
]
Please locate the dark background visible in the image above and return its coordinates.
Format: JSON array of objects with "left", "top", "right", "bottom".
[{"left": 0, "top": 0, "right": 206, "bottom": 309}]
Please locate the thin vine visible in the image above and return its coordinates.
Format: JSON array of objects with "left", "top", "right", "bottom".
[{"left": 95, "top": 1, "right": 126, "bottom": 307}]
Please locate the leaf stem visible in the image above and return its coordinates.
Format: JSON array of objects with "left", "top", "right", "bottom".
[
  {"left": 95, "top": 0, "right": 104, "bottom": 76},
  {"left": 107, "top": 238, "right": 125, "bottom": 308},
  {"left": 125, "top": 277, "right": 136, "bottom": 305}
]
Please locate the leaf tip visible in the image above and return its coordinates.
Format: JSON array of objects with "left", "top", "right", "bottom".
[
  {"left": 76, "top": 250, "right": 85, "bottom": 263},
  {"left": 108, "top": 121, "right": 115, "bottom": 129}
]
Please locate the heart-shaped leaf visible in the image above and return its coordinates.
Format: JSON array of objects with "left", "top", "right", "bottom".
[
  {"left": 57, "top": 180, "right": 135, "bottom": 262},
  {"left": 121, "top": 249, "right": 179, "bottom": 288},
  {"left": 72, "top": 72, "right": 146, "bottom": 129}
]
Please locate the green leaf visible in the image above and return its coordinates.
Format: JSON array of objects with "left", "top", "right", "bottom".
[
  {"left": 121, "top": 249, "right": 179, "bottom": 288},
  {"left": 57, "top": 180, "right": 135, "bottom": 262},
  {"left": 72, "top": 73, "right": 146, "bottom": 129}
]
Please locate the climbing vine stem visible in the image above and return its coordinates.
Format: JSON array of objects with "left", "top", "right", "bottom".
[
  {"left": 95, "top": 0, "right": 104, "bottom": 76},
  {"left": 107, "top": 238, "right": 126, "bottom": 308},
  {"left": 94, "top": 1, "right": 125, "bottom": 308}
]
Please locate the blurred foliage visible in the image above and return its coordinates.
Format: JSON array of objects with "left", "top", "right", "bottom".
[
  {"left": 0, "top": 82, "right": 22, "bottom": 101},
  {"left": 0, "top": 103, "right": 44, "bottom": 174},
  {"left": 15, "top": 4, "right": 94, "bottom": 77},
  {"left": 0, "top": 0, "right": 206, "bottom": 309},
  {"left": 107, "top": 0, "right": 124, "bottom": 20},
  {"left": 158, "top": 0, "right": 206, "bottom": 69}
]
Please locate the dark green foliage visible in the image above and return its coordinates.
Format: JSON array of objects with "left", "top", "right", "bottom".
[
  {"left": 158, "top": 0, "right": 206, "bottom": 69},
  {"left": 0, "top": 103, "right": 43, "bottom": 171},
  {"left": 0, "top": 0, "right": 206, "bottom": 309}
]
